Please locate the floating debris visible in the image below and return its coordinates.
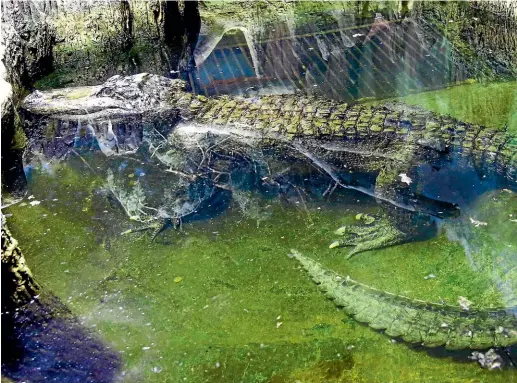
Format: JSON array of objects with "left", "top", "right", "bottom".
[
  {"left": 151, "top": 367, "right": 162, "bottom": 373},
  {"left": 352, "top": 33, "right": 364, "bottom": 37},
  {"left": 458, "top": 296, "right": 472, "bottom": 311},
  {"left": 29, "top": 200, "right": 41, "bottom": 206},
  {"left": 469, "top": 349, "right": 503, "bottom": 370},
  {"left": 424, "top": 274, "right": 436, "bottom": 280},
  {"left": 27, "top": 195, "right": 35, "bottom": 200},
  {"left": 398, "top": 173, "right": 412, "bottom": 185},
  {"left": 276, "top": 322, "right": 283, "bottom": 328},
  {"left": 142, "top": 346, "right": 151, "bottom": 351},
  {"left": 173, "top": 276, "right": 183, "bottom": 283},
  {"left": 469, "top": 217, "right": 488, "bottom": 227}
]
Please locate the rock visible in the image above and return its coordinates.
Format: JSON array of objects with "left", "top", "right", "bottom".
[{"left": 469, "top": 349, "right": 504, "bottom": 370}]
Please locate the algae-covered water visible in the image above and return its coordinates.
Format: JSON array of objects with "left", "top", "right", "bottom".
[
  {"left": 5, "top": 80, "right": 517, "bottom": 382},
  {"left": 4, "top": 0, "right": 517, "bottom": 381}
]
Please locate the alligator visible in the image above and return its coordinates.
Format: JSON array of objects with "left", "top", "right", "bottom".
[
  {"left": 289, "top": 249, "right": 517, "bottom": 349},
  {"left": 22, "top": 73, "right": 517, "bottom": 257},
  {"left": 21, "top": 74, "right": 517, "bottom": 351}
]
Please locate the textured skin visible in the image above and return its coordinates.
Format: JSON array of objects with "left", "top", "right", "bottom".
[
  {"left": 290, "top": 250, "right": 517, "bottom": 349},
  {"left": 184, "top": 93, "right": 517, "bottom": 179}
]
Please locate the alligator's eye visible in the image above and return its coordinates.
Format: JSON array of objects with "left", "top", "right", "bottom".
[{"left": 101, "top": 87, "right": 114, "bottom": 97}]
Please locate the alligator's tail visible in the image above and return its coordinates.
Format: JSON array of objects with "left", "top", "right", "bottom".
[{"left": 289, "top": 249, "right": 517, "bottom": 349}]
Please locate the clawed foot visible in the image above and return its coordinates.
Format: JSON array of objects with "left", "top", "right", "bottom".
[
  {"left": 121, "top": 217, "right": 182, "bottom": 240},
  {"left": 329, "top": 214, "right": 407, "bottom": 258}
]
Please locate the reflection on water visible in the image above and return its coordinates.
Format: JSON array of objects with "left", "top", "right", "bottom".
[
  {"left": 4, "top": 1, "right": 517, "bottom": 382},
  {"left": 190, "top": 1, "right": 515, "bottom": 100}
]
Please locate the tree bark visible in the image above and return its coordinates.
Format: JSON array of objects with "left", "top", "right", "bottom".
[
  {"left": 1, "top": 216, "right": 40, "bottom": 315},
  {"left": 120, "top": 0, "right": 134, "bottom": 51}
]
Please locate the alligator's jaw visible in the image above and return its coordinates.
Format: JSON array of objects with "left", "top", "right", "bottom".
[
  {"left": 22, "top": 86, "right": 134, "bottom": 121},
  {"left": 22, "top": 73, "right": 186, "bottom": 122}
]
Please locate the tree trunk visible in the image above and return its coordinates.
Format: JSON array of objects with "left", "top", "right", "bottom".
[
  {"left": 120, "top": 0, "right": 134, "bottom": 51},
  {"left": 1, "top": 217, "right": 40, "bottom": 315}
]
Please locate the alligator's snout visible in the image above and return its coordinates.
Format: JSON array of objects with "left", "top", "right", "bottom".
[{"left": 21, "top": 73, "right": 188, "bottom": 122}]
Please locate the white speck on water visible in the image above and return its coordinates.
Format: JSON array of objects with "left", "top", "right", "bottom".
[
  {"left": 203, "top": 305, "right": 209, "bottom": 309},
  {"left": 424, "top": 274, "right": 436, "bottom": 280},
  {"left": 215, "top": 362, "right": 221, "bottom": 368},
  {"left": 29, "top": 200, "right": 41, "bottom": 206},
  {"left": 52, "top": 198, "right": 58, "bottom": 201},
  {"left": 398, "top": 173, "right": 412, "bottom": 185},
  {"left": 142, "top": 346, "right": 151, "bottom": 350},
  {"left": 64, "top": 270, "right": 70, "bottom": 273},
  {"left": 276, "top": 315, "right": 281, "bottom": 320},
  {"left": 28, "top": 195, "right": 35, "bottom": 200},
  {"left": 151, "top": 367, "right": 162, "bottom": 373},
  {"left": 276, "top": 322, "right": 283, "bottom": 328}
]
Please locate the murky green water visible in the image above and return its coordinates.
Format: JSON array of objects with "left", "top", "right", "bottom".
[
  {"left": 6, "top": 79, "right": 517, "bottom": 381},
  {"left": 4, "top": 1, "right": 517, "bottom": 381},
  {"left": 4, "top": 167, "right": 517, "bottom": 382}
]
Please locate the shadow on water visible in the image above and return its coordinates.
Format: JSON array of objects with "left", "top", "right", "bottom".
[{"left": 1, "top": 293, "right": 121, "bottom": 383}]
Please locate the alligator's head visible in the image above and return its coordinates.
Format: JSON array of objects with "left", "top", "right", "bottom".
[{"left": 22, "top": 73, "right": 188, "bottom": 122}]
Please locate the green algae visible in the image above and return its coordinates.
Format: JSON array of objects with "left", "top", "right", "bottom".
[
  {"left": 5, "top": 159, "right": 517, "bottom": 382},
  {"left": 393, "top": 81, "right": 517, "bottom": 134}
]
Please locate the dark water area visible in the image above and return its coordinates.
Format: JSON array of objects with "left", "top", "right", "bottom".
[{"left": 2, "top": 295, "right": 121, "bottom": 383}]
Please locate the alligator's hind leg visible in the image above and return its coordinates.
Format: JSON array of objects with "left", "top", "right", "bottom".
[
  {"left": 330, "top": 164, "right": 443, "bottom": 258},
  {"left": 329, "top": 213, "right": 408, "bottom": 258},
  {"left": 374, "top": 164, "right": 459, "bottom": 219}
]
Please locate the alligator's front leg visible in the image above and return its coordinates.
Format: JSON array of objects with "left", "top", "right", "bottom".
[{"left": 121, "top": 217, "right": 181, "bottom": 241}]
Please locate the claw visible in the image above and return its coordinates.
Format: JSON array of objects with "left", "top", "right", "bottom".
[
  {"left": 335, "top": 226, "right": 348, "bottom": 235},
  {"left": 121, "top": 217, "right": 179, "bottom": 240},
  {"left": 330, "top": 216, "right": 407, "bottom": 257}
]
